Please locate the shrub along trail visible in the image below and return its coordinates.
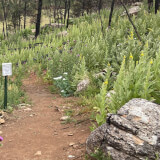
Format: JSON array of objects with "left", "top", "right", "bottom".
[{"left": 0, "top": 73, "right": 90, "bottom": 160}]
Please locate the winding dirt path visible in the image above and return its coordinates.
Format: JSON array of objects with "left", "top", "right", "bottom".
[{"left": 0, "top": 73, "right": 90, "bottom": 160}]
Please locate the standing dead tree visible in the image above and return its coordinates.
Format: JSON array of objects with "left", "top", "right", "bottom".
[
  {"left": 1, "top": 0, "right": 8, "bottom": 37},
  {"left": 66, "top": 0, "right": 71, "bottom": 29},
  {"left": 155, "top": 0, "right": 159, "bottom": 14},
  {"left": 35, "top": 0, "right": 43, "bottom": 38},
  {"left": 148, "top": 0, "right": 153, "bottom": 11},
  {"left": 108, "top": 0, "right": 115, "bottom": 28},
  {"left": 120, "top": 0, "right": 142, "bottom": 42}
]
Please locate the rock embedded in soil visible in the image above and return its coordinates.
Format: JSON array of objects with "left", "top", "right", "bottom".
[
  {"left": 86, "top": 98, "right": 160, "bottom": 160},
  {"left": 60, "top": 116, "right": 70, "bottom": 121},
  {"left": 68, "top": 155, "right": 75, "bottom": 159},
  {"left": 0, "top": 111, "right": 4, "bottom": 118},
  {"left": 69, "top": 142, "right": 75, "bottom": 146},
  {"left": 68, "top": 133, "right": 74, "bottom": 136},
  {"left": 24, "top": 108, "right": 32, "bottom": 111},
  {"left": 34, "top": 151, "right": 42, "bottom": 156},
  {"left": 0, "top": 119, "right": 5, "bottom": 124}
]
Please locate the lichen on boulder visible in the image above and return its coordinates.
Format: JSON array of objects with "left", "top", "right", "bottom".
[{"left": 86, "top": 98, "right": 160, "bottom": 160}]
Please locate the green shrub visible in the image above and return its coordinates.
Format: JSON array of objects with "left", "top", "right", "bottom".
[{"left": 109, "top": 49, "right": 160, "bottom": 113}]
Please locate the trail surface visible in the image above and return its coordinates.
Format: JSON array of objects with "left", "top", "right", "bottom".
[{"left": 0, "top": 73, "right": 90, "bottom": 160}]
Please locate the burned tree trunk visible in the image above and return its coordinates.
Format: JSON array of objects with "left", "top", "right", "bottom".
[
  {"left": 120, "top": 0, "right": 142, "bottom": 42},
  {"left": 24, "top": 1, "right": 27, "bottom": 29},
  {"left": 108, "top": 0, "right": 115, "bottom": 28},
  {"left": 1, "top": 0, "right": 8, "bottom": 37},
  {"left": 98, "top": 0, "right": 102, "bottom": 14},
  {"left": 148, "top": 0, "right": 153, "bottom": 11},
  {"left": 2, "top": 22, "right": 5, "bottom": 38},
  {"left": 54, "top": 0, "right": 57, "bottom": 22},
  {"left": 66, "top": 0, "right": 70, "bottom": 29},
  {"left": 155, "top": 0, "right": 159, "bottom": 14},
  {"left": 82, "top": 0, "right": 85, "bottom": 16},
  {"left": 64, "top": 0, "right": 67, "bottom": 24},
  {"left": 18, "top": 0, "right": 22, "bottom": 30},
  {"left": 35, "top": 0, "right": 43, "bottom": 38}
]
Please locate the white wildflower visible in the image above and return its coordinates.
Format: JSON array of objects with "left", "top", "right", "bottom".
[
  {"left": 61, "top": 90, "right": 65, "bottom": 93},
  {"left": 63, "top": 78, "right": 66, "bottom": 80},
  {"left": 63, "top": 72, "right": 68, "bottom": 75},
  {"left": 53, "top": 76, "right": 62, "bottom": 80}
]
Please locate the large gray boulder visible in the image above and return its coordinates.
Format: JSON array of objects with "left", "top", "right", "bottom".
[
  {"left": 122, "top": 6, "right": 141, "bottom": 16},
  {"left": 86, "top": 98, "right": 160, "bottom": 160}
]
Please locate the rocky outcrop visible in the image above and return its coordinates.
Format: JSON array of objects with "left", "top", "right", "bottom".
[
  {"left": 122, "top": 6, "right": 141, "bottom": 16},
  {"left": 86, "top": 99, "right": 160, "bottom": 160}
]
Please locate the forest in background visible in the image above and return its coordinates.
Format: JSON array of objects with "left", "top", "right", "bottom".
[{"left": 0, "top": 0, "right": 158, "bottom": 37}]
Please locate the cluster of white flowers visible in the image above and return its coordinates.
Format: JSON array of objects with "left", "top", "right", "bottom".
[
  {"left": 53, "top": 76, "right": 62, "bottom": 80},
  {"left": 53, "top": 72, "right": 69, "bottom": 94},
  {"left": 53, "top": 73, "right": 68, "bottom": 81}
]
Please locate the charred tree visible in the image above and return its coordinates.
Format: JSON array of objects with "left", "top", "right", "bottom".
[
  {"left": 2, "top": 22, "right": 5, "bottom": 38},
  {"left": 1, "top": 0, "right": 8, "bottom": 37},
  {"left": 98, "top": 0, "right": 102, "bottom": 14},
  {"left": 35, "top": 0, "right": 43, "bottom": 38},
  {"left": 66, "top": 0, "right": 70, "bottom": 29},
  {"left": 155, "top": 0, "right": 159, "bottom": 14},
  {"left": 120, "top": 0, "right": 142, "bottom": 42},
  {"left": 108, "top": 0, "right": 115, "bottom": 28},
  {"left": 82, "top": 0, "right": 85, "bottom": 16},
  {"left": 54, "top": 0, "right": 57, "bottom": 22},
  {"left": 18, "top": 0, "right": 22, "bottom": 30},
  {"left": 24, "top": 1, "right": 27, "bottom": 29},
  {"left": 148, "top": 0, "right": 153, "bottom": 11},
  {"left": 64, "top": 0, "right": 68, "bottom": 24}
]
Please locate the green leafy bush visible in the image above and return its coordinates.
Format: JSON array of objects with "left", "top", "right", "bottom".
[
  {"left": 53, "top": 73, "right": 74, "bottom": 97},
  {"left": 109, "top": 48, "right": 160, "bottom": 113}
]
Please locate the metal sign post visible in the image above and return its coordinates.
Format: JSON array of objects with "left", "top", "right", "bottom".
[
  {"left": 4, "top": 76, "right": 7, "bottom": 109},
  {"left": 2, "top": 63, "right": 12, "bottom": 110}
]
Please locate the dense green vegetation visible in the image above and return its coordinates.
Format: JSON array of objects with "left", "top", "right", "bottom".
[{"left": 0, "top": 4, "right": 160, "bottom": 126}]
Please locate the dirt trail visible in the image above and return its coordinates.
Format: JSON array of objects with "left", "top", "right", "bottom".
[{"left": 0, "top": 73, "right": 91, "bottom": 160}]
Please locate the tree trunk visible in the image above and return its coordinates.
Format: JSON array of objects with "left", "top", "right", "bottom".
[
  {"left": 98, "top": 0, "right": 102, "bottom": 14},
  {"left": 49, "top": 0, "right": 52, "bottom": 24},
  {"left": 108, "top": 0, "right": 115, "bottom": 28},
  {"left": 66, "top": 0, "right": 70, "bottom": 29},
  {"left": 82, "top": 0, "right": 85, "bottom": 16},
  {"left": 2, "top": 22, "right": 5, "bottom": 38},
  {"left": 148, "top": 0, "right": 153, "bottom": 11},
  {"left": 24, "top": 1, "right": 27, "bottom": 29},
  {"left": 64, "top": 0, "right": 67, "bottom": 24},
  {"left": 57, "top": 0, "right": 62, "bottom": 28},
  {"left": 1, "top": 0, "right": 8, "bottom": 37},
  {"left": 155, "top": 0, "right": 159, "bottom": 14},
  {"left": 54, "top": 0, "right": 57, "bottom": 22},
  {"left": 120, "top": 0, "right": 142, "bottom": 42},
  {"left": 18, "top": 0, "right": 22, "bottom": 30},
  {"left": 35, "top": 0, "right": 43, "bottom": 38}
]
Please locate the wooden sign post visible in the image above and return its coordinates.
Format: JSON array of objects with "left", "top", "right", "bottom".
[{"left": 2, "top": 63, "right": 12, "bottom": 109}]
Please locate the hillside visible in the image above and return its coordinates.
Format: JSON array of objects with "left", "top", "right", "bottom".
[{"left": 0, "top": 3, "right": 160, "bottom": 159}]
